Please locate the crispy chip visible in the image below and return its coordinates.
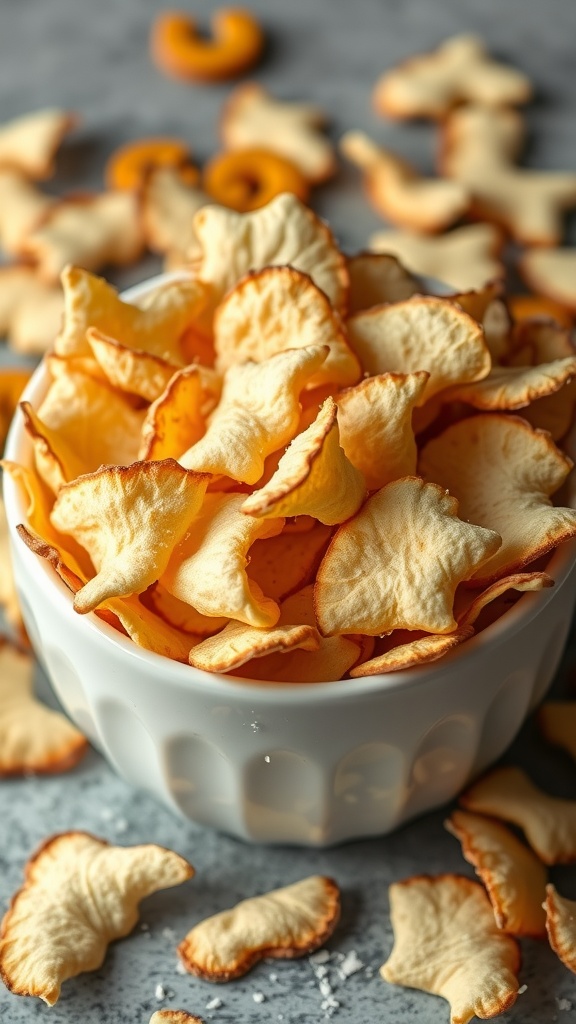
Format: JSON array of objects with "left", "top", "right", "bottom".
[
  {"left": 241, "top": 397, "right": 366, "bottom": 525},
  {"left": 247, "top": 523, "right": 333, "bottom": 601},
  {"left": 381, "top": 874, "right": 520, "bottom": 1024},
  {"left": 87, "top": 327, "right": 179, "bottom": 402},
  {"left": 141, "top": 165, "right": 208, "bottom": 264},
  {"left": 214, "top": 266, "right": 360, "bottom": 387},
  {"left": 162, "top": 493, "right": 284, "bottom": 627},
  {"left": 347, "top": 252, "right": 418, "bottom": 314},
  {"left": 460, "top": 766, "right": 576, "bottom": 865},
  {"left": 142, "top": 583, "right": 228, "bottom": 637},
  {"left": 347, "top": 296, "right": 491, "bottom": 404},
  {"left": 538, "top": 702, "right": 576, "bottom": 762},
  {"left": 369, "top": 223, "right": 504, "bottom": 292},
  {"left": 521, "top": 379, "right": 576, "bottom": 440},
  {"left": 178, "top": 876, "right": 340, "bottom": 980},
  {"left": 315, "top": 477, "right": 500, "bottom": 637},
  {"left": 446, "top": 810, "right": 547, "bottom": 937},
  {"left": 446, "top": 356, "right": 576, "bottom": 410},
  {"left": 50, "top": 460, "right": 210, "bottom": 614},
  {"left": 455, "top": 572, "right": 553, "bottom": 628},
  {"left": 138, "top": 365, "right": 220, "bottom": 461},
  {"left": 0, "top": 265, "right": 63, "bottom": 356},
  {"left": 179, "top": 345, "right": 328, "bottom": 484},
  {"left": 544, "top": 885, "right": 576, "bottom": 975},
  {"left": 349, "top": 626, "right": 473, "bottom": 677},
  {"left": 419, "top": 413, "right": 576, "bottom": 583},
  {"left": 191, "top": 192, "right": 348, "bottom": 312},
  {"left": 0, "top": 169, "right": 54, "bottom": 253},
  {"left": 336, "top": 372, "right": 428, "bottom": 490},
  {"left": 447, "top": 281, "right": 511, "bottom": 364},
  {"left": 0, "top": 108, "right": 76, "bottom": 179},
  {"left": 0, "top": 641, "right": 87, "bottom": 776},
  {"left": 150, "top": 1013, "right": 204, "bottom": 1024},
  {"left": 188, "top": 618, "right": 319, "bottom": 673},
  {"left": 20, "top": 400, "right": 86, "bottom": 493},
  {"left": 0, "top": 832, "right": 193, "bottom": 1004},
  {"left": 520, "top": 247, "right": 576, "bottom": 314}
]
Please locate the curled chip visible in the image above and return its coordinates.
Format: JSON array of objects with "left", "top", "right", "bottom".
[
  {"left": 214, "top": 266, "right": 360, "bottom": 386},
  {"left": 188, "top": 618, "right": 320, "bottom": 673},
  {"left": 0, "top": 265, "right": 63, "bottom": 356},
  {"left": 222, "top": 83, "right": 336, "bottom": 183},
  {"left": 349, "top": 626, "right": 474, "bottom": 677},
  {"left": 178, "top": 345, "right": 328, "bottom": 484},
  {"left": 341, "top": 130, "right": 469, "bottom": 233},
  {"left": 138, "top": 366, "right": 219, "bottom": 462},
  {"left": 86, "top": 327, "right": 179, "bottom": 402},
  {"left": 446, "top": 810, "right": 547, "bottom": 937},
  {"left": 142, "top": 583, "right": 228, "bottom": 638},
  {"left": 446, "top": 355, "right": 576, "bottom": 410},
  {"left": 347, "top": 252, "right": 418, "bottom": 314},
  {"left": 0, "top": 832, "right": 193, "bottom": 1004},
  {"left": 381, "top": 874, "right": 520, "bottom": 1024},
  {"left": 162, "top": 493, "right": 284, "bottom": 628},
  {"left": 104, "top": 137, "right": 197, "bottom": 192},
  {"left": 460, "top": 765, "right": 576, "bottom": 865},
  {"left": 241, "top": 398, "right": 366, "bottom": 525},
  {"left": 190, "top": 192, "right": 349, "bottom": 312},
  {"left": 50, "top": 460, "right": 210, "bottom": 614},
  {"left": 151, "top": 8, "right": 264, "bottom": 83},
  {"left": 347, "top": 296, "right": 491, "bottom": 405},
  {"left": 0, "top": 169, "right": 54, "bottom": 253},
  {"left": 314, "top": 477, "right": 500, "bottom": 637},
  {"left": 336, "top": 372, "right": 428, "bottom": 491},
  {"left": 419, "top": 414, "right": 576, "bottom": 584},
  {"left": 369, "top": 222, "right": 504, "bottom": 292},
  {"left": 141, "top": 166, "right": 209, "bottom": 265},
  {"left": 21, "top": 400, "right": 86, "bottom": 494},
  {"left": 0, "top": 641, "right": 87, "bottom": 776},
  {"left": 203, "top": 147, "right": 310, "bottom": 212},
  {"left": 0, "top": 108, "right": 76, "bottom": 179},
  {"left": 455, "top": 572, "right": 553, "bottom": 628},
  {"left": 544, "top": 885, "right": 576, "bottom": 975},
  {"left": 178, "top": 875, "right": 340, "bottom": 981},
  {"left": 538, "top": 701, "right": 576, "bottom": 762}
]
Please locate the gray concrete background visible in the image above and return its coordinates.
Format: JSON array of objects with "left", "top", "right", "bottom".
[{"left": 1, "top": 1, "right": 576, "bottom": 1021}]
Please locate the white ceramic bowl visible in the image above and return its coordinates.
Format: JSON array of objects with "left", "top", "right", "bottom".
[{"left": 5, "top": 274, "right": 576, "bottom": 846}]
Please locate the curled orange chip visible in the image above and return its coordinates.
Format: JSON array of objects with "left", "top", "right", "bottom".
[
  {"left": 0, "top": 641, "right": 87, "bottom": 776},
  {"left": 315, "top": 477, "right": 500, "bottom": 637},
  {"left": 446, "top": 810, "right": 547, "bottom": 937},
  {"left": 461, "top": 766, "right": 576, "bottom": 865},
  {"left": 0, "top": 108, "right": 77, "bottom": 179},
  {"left": 419, "top": 413, "right": 576, "bottom": 584},
  {"left": 0, "top": 832, "right": 193, "bottom": 1005},
  {"left": 349, "top": 626, "right": 473, "bottom": 677},
  {"left": 381, "top": 874, "right": 520, "bottom": 1024},
  {"left": 138, "top": 365, "right": 220, "bottom": 462},
  {"left": 347, "top": 252, "right": 418, "bottom": 314},
  {"left": 151, "top": 8, "right": 264, "bottom": 83},
  {"left": 241, "top": 398, "right": 366, "bottom": 525},
  {"left": 178, "top": 876, "right": 340, "bottom": 980},
  {"left": 347, "top": 296, "right": 491, "bottom": 404},
  {"left": 538, "top": 702, "right": 576, "bottom": 762},
  {"left": 105, "top": 137, "right": 197, "bottom": 192},
  {"left": 544, "top": 885, "right": 576, "bottom": 975},
  {"left": 188, "top": 618, "right": 319, "bottom": 673},
  {"left": 203, "top": 147, "right": 310, "bottom": 212}
]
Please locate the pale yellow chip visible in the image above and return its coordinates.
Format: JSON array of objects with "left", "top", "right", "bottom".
[
  {"left": 347, "top": 252, "right": 418, "bottom": 314},
  {"left": 341, "top": 130, "right": 469, "bottom": 233},
  {"left": 214, "top": 266, "right": 360, "bottom": 387},
  {"left": 22, "top": 191, "right": 144, "bottom": 283},
  {"left": 521, "top": 380, "right": 576, "bottom": 441},
  {"left": 0, "top": 265, "right": 64, "bottom": 356},
  {"left": 188, "top": 618, "right": 319, "bottom": 672},
  {"left": 314, "top": 477, "right": 501, "bottom": 637},
  {"left": 447, "top": 281, "right": 511, "bottom": 364},
  {"left": 139, "top": 365, "right": 220, "bottom": 461},
  {"left": 544, "top": 884, "right": 576, "bottom": 975},
  {"left": 179, "top": 345, "right": 328, "bottom": 484},
  {"left": 446, "top": 356, "right": 576, "bottom": 410},
  {"left": 419, "top": 413, "right": 576, "bottom": 583},
  {"left": 455, "top": 571, "right": 553, "bottom": 628},
  {"left": 441, "top": 105, "right": 576, "bottom": 246},
  {"left": 446, "top": 809, "right": 547, "bottom": 937},
  {"left": 369, "top": 223, "right": 504, "bottom": 292},
  {"left": 141, "top": 165, "right": 209, "bottom": 264},
  {"left": 0, "top": 831, "right": 193, "bottom": 1005},
  {"left": 0, "top": 168, "right": 54, "bottom": 253},
  {"left": 538, "top": 702, "right": 576, "bottom": 762},
  {"left": 336, "top": 372, "right": 428, "bottom": 490},
  {"left": 191, "top": 192, "right": 348, "bottom": 312},
  {"left": 460, "top": 765, "right": 576, "bottom": 865},
  {"left": 0, "top": 641, "right": 87, "bottom": 776},
  {"left": 178, "top": 875, "right": 340, "bottom": 980},
  {"left": 162, "top": 492, "right": 284, "bottom": 628},
  {"left": 20, "top": 400, "right": 86, "bottom": 493},
  {"left": 241, "top": 397, "right": 366, "bottom": 525},
  {"left": 346, "top": 296, "right": 491, "bottom": 405},
  {"left": 222, "top": 83, "right": 336, "bottom": 183},
  {"left": 247, "top": 523, "right": 333, "bottom": 602},
  {"left": 349, "top": 626, "right": 474, "bottom": 677},
  {"left": 520, "top": 247, "right": 576, "bottom": 314},
  {"left": 0, "top": 108, "right": 76, "bottom": 179},
  {"left": 86, "top": 327, "right": 179, "bottom": 402},
  {"left": 381, "top": 874, "right": 521, "bottom": 1024},
  {"left": 373, "top": 33, "right": 532, "bottom": 119},
  {"left": 50, "top": 460, "right": 210, "bottom": 614}
]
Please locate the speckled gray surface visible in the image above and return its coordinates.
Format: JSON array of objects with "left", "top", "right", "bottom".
[{"left": 2, "top": 1, "right": 576, "bottom": 1021}]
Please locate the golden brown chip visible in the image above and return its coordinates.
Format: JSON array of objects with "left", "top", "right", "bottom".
[
  {"left": 0, "top": 641, "right": 87, "bottom": 776},
  {"left": 241, "top": 397, "right": 366, "bottom": 525},
  {"left": 369, "top": 223, "right": 504, "bottom": 292},
  {"left": 50, "top": 460, "right": 210, "bottom": 614},
  {"left": 446, "top": 356, "right": 576, "bottom": 410},
  {"left": 446, "top": 810, "right": 547, "bottom": 937},
  {"left": 315, "top": 477, "right": 500, "bottom": 637},
  {"left": 538, "top": 702, "right": 576, "bottom": 762},
  {"left": 87, "top": 327, "right": 179, "bottom": 402},
  {"left": 21, "top": 400, "right": 86, "bottom": 494},
  {"left": 178, "top": 345, "right": 328, "bottom": 484},
  {"left": 0, "top": 108, "right": 76, "bottom": 179},
  {"left": 188, "top": 618, "right": 319, "bottom": 673},
  {"left": 0, "top": 367, "right": 32, "bottom": 452},
  {"left": 142, "top": 583, "right": 228, "bottom": 637},
  {"left": 214, "top": 266, "right": 360, "bottom": 387},
  {"left": 0, "top": 832, "right": 193, "bottom": 1004},
  {"left": 336, "top": 372, "right": 428, "bottom": 490},
  {"left": 460, "top": 766, "right": 576, "bottom": 865},
  {"left": 162, "top": 493, "right": 284, "bottom": 628},
  {"left": 544, "top": 885, "right": 576, "bottom": 975},
  {"left": 419, "top": 413, "right": 576, "bottom": 584},
  {"left": 347, "top": 296, "right": 491, "bottom": 404},
  {"left": 381, "top": 874, "right": 520, "bottom": 1024},
  {"left": 138, "top": 365, "right": 220, "bottom": 461},
  {"left": 247, "top": 523, "right": 333, "bottom": 602},
  {"left": 349, "top": 626, "right": 473, "bottom": 677},
  {"left": 150, "top": 1013, "right": 204, "bottom": 1024},
  {"left": 347, "top": 252, "right": 418, "bottom": 314},
  {"left": 178, "top": 876, "right": 340, "bottom": 980},
  {"left": 455, "top": 572, "right": 553, "bottom": 628}
]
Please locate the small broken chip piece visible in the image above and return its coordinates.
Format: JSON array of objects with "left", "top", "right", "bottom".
[
  {"left": 381, "top": 874, "right": 520, "bottom": 1024},
  {"left": 446, "top": 810, "right": 547, "bottom": 937},
  {"left": 150, "top": 1013, "right": 205, "bottom": 1024},
  {"left": 104, "top": 136, "right": 197, "bottom": 192},
  {"left": 544, "top": 884, "right": 576, "bottom": 975},
  {"left": 369, "top": 222, "right": 504, "bottom": 292},
  {"left": 0, "top": 832, "right": 193, "bottom": 1004},
  {"left": 349, "top": 626, "right": 474, "bottom": 677},
  {"left": 178, "top": 875, "right": 340, "bottom": 981},
  {"left": 538, "top": 701, "right": 576, "bottom": 762},
  {"left": 203, "top": 147, "right": 310, "bottom": 212}
]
